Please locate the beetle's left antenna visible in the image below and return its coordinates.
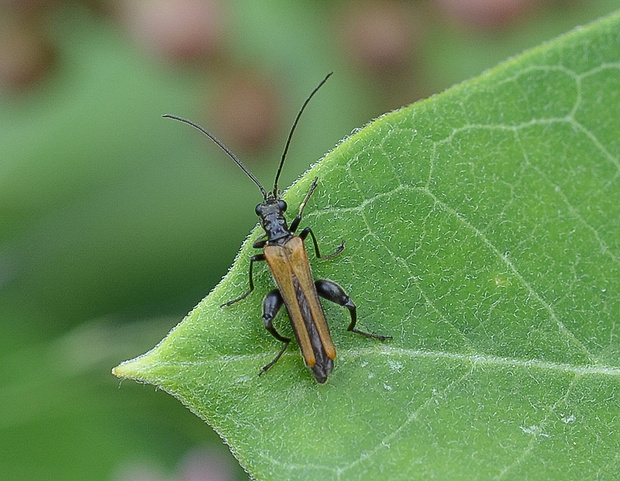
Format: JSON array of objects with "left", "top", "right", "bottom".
[
  {"left": 272, "top": 72, "right": 333, "bottom": 197},
  {"left": 163, "top": 114, "right": 268, "bottom": 199}
]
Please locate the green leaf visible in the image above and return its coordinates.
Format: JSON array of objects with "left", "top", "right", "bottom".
[{"left": 114, "top": 12, "right": 620, "bottom": 480}]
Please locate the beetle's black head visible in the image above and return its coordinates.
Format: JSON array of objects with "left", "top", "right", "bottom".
[{"left": 255, "top": 196, "right": 290, "bottom": 241}]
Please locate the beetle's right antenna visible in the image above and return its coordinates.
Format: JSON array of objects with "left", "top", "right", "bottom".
[
  {"left": 163, "top": 114, "right": 268, "bottom": 199},
  {"left": 272, "top": 72, "right": 333, "bottom": 197}
]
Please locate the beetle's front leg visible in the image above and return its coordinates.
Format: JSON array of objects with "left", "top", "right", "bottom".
[
  {"left": 315, "top": 279, "right": 391, "bottom": 341},
  {"left": 289, "top": 177, "right": 318, "bottom": 233},
  {"left": 253, "top": 235, "right": 267, "bottom": 249},
  {"left": 220, "top": 254, "right": 265, "bottom": 307},
  {"left": 260, "top": 289, "right": 291, "bottom": 376},
  {"left": 299, "top": 227, "right": 344, "bottom": 259}
]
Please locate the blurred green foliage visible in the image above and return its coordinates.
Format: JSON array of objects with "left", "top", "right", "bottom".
[{"left": 1, "top": 2, "right": 618, "bottom": 480}]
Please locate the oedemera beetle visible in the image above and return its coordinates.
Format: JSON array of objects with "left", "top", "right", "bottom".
[{"left": 164, "top": 73, "right": 390, "bottom": 383}]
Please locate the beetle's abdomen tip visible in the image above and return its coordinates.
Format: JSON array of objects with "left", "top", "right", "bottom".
[{"left": 311, "top": 358, "right": 334, "bottom": 383}]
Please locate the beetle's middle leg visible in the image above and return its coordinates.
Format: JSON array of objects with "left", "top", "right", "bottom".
[
  {"left": 259, "top": 289, "right": 292, "bottom": 375},
  {"left": 315, "top": 280, "right": 391, "bottom": 341},
  {"left": 299, "top": 227, "right": 344, "bottom": 259},
  {"left": 221, "top": 254, "right": 265, "bottom": 307}
]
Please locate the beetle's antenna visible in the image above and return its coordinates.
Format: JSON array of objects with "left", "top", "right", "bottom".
[
  {"left": 272, "top": 72, "right": 333, "bottom": 197},
  {"left": 163, "top": 114, "right": 268, "bottom": 199}
]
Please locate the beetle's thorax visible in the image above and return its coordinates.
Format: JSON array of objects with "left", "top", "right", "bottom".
[{"left": 256, "top": 196, "right": 291, "bottom": 243}]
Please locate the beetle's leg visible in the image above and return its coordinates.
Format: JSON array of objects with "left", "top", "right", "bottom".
[
  {"left": 299, "top": 227, "right": 344, "bottom": 259},
  {"left": 315, "top": 280, "right": 391, "bottom": 341},
  {"left": 220, "top": 254, "right": 265, "bottom": 307},
  {"left": 253, "top": 235, "right": 267, "bottom": 249},
  {"left": 289, "top": 177, "right": 318, "bottom": 232},
  {"left": 260, "top": 289, "right": 291, "bottom": 375}
]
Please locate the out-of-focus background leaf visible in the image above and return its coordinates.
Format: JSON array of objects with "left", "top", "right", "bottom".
[{"left": 1, "top": 1, "right": 618, "bottom": 480}]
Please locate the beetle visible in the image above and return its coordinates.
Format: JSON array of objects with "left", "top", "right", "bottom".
[{"left": 164, "top": 73, "right": 390, "bottom": 383}]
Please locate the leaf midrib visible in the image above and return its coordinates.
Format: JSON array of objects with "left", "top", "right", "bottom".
[{"left": 150, "top": 347, "right": 619, "bottom": 377}]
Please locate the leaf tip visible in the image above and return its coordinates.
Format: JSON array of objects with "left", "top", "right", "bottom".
[
  {"left": 111, "top": 355, "right": 148, "bottom": 380},
  {"left": 111, "top": 361, "right": 131, "bottom": 379}
]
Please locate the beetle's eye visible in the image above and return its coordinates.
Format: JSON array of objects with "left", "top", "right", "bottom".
[
  {"left": 278, "top": 200, "right": 287, "bottom": 212},
  {"left": 255, "top": 204, "right": 262, "bottom": 216}
]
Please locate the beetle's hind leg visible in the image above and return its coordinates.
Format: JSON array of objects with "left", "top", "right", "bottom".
[
  {"left": 259, "top": 289, "right": 292, "bottom": 376},
  {"left": 315, "top": 280, "right": 391, "bottom": 341}
]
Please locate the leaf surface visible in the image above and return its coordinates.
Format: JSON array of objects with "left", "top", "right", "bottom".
[{"left": 114, "top": 12, "right": 620, "bottom": 480}]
